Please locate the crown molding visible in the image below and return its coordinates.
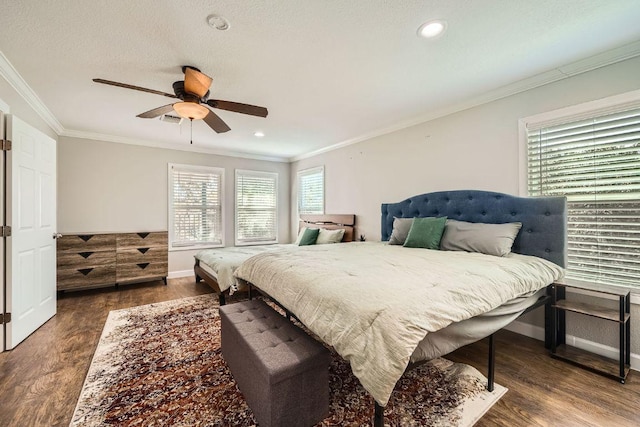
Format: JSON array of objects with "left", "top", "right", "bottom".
[
  {"left": 0, "top": 51, "right": 64, "bottom": 134},
  {"left": 289, "top": 40, "right": 640, "bottom": 162},
  {"left": 59, "top": 128, "right": 288, "bottom": 163}
]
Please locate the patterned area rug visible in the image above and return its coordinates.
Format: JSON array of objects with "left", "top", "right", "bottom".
[{"left": 71, "top": 294, "right": 506, "bottom": 426}]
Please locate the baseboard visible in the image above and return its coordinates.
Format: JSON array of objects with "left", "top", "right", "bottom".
[
  {"left": 168, "top": 270, "right": 194, "bottom": 279},
  {"left": 505, "top": 320, "right": 640, "bottom": 371}
]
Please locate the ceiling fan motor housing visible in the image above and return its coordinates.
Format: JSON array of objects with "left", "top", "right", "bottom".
[{"left": 172, "top": 81, "right": 208, "bottom": 103}]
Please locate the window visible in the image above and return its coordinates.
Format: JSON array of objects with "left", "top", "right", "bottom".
[
  {"left": 525, "top": 103, "right": 640, "bottom": 288},
  {"left": 168, "top": 164, "right": 224, "bottom": 250},
  {"left": 297, "top": 166, "right": 324, "bottom": 215},
  {"left": 235, "top": 170, "right": 278, "bottom": 245}
]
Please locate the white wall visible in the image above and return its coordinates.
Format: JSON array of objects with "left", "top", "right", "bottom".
[
  {"left": 290, "top": 55, "right": 640, "bottom": 355},
  {"left": 58, "top": 136, "right": 290, "bottom": 274},
  {"left": 291, "top": 55, "right": 640, "bottom": 241}
]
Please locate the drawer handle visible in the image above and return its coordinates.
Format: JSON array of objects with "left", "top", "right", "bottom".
[
  {"left": 78, "top": 268, "right": 94, "bottom": 276},
  {"left": 79, "top": 251, "right": 94, "bottom": 259},
  {"left": 78, "top": 235, "right": 94, "bottom": 242},
  {"left": 137, "top": 263, "right": 150, "bottom": 270},
  {"left": 137, "top": 247, "right": 150, "bottom": 254},
  {"left": 137, "top": 232, "right": 150, "bottom": 239}
]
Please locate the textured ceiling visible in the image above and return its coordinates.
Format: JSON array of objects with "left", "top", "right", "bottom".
[{"left": 1, "top": 1, "right": 640, "bottom": 161}]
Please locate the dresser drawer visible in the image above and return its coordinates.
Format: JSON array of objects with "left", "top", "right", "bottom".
[
  {"left": 116, "top": 247, "right": 167, "bottom": 265},
  {"left": 58, "top": 250, "right": 115, "bottom": 269},
  {"left": 57, "top": 234, "right": 116, "bottom": 252},
  {"left": 57, "top": 265, "right": 117, "bottom": 291},
  {"left": 117, "top": 262, "right": 167, "bottom": 283},
  {"left": 117, "top": 232, "right": 167, "bottom": 249}
]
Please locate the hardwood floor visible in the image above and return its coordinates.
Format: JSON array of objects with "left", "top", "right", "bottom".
[
  {"left": 1, "top": 278, "right": 639, "bottom": 426},
  {"left": 0, "top": 278, "right": 212, "bottom": 427}
]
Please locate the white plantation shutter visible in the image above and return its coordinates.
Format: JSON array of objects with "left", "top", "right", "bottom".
[
  {"left": 298, "top": 166, "right": 324, "bottom": 215},
  {"left": 527, "top": 106, "right": 640, "bottom": 287},
  {"left": 169, "top": 164, "right": 224, "bottom": 249},
  {"left": 236, "top": 170, "right": 278, "bottom": 245}
]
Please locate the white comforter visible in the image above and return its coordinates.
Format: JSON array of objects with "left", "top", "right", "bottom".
[
  {"left": 234, "top": 242, "right": 564, "bottom": 406},
  {"left": 195, "top": 244, "right": 294, "bottom": 293}
]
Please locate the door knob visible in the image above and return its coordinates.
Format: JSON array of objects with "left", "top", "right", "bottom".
[{"left": 53, "top": 233, "right": 62, "bottom": 239}]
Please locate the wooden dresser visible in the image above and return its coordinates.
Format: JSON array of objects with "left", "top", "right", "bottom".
[{"left": 57, "top": 231, "right": 168, "bottom": 292}]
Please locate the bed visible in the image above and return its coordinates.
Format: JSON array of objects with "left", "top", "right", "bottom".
[
  {"left": 234, "top": 190, "right": 567, "bottom": 426},
  {"left": 194, "top": 214, "right": 356, "bottom": 305}
]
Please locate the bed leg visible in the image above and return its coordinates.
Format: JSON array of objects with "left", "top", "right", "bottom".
[
  {"left": 487, "top": 333, "right": 495, "bottom": 392},
  {"left": 374, "top": 402, "right": 384, "bottom": 427},
  {"left": 219, "top": 293, "right": 226, "bottom": 306}
]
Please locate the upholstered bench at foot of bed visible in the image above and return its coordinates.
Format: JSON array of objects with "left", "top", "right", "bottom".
[{"left": 219, "top": 300, "right": 330, "bottom": 427}]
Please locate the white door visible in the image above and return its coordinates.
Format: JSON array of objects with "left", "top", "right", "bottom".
[
  {"left": 0, "top": 110, "right": 5, "bottom": 351},
  {"left": 4, "top": 114, "right": 57, "bottom": 349}
]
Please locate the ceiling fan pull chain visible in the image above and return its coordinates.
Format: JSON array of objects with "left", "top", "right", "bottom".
[{"left": 190, "top": 118, "right": 193, "bottom": 144}]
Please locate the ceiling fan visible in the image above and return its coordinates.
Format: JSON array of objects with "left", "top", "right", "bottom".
[{"left": 93, "top": 66, "right": 268, "bottom": 136}]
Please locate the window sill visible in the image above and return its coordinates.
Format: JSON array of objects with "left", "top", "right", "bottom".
[{"left": 169, "top": 243, "right": 224, "bottom": 252}]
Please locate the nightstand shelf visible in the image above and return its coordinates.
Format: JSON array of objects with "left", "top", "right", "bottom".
[{"left": 551, "top": 282, "right": 630, "bottom": 383}]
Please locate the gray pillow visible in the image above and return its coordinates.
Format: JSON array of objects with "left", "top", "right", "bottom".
[
  {"left": 388, "top": 217, "right": 413, "bottom": 245},
  {"left": 440, "top": 220, "right": 522, "bottom": 257}
]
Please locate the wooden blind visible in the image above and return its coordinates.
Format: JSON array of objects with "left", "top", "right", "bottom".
[
  {"left": 297, "top": 166, "right": 324, "bottom": 215},
  {"left": 235, "top": 170, "right": 278, "bottom": 244},
  {"left": 169, "top": 164, "right": 223, "bottom": 249},
  {"left": 527, "top": 106, "right": 640, "bottom": 287}
]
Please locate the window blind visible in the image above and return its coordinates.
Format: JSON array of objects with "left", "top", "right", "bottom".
[
  {"left": 169, "top": 164, "right": 223, "bottom": 249},
  {"left": 527, "top": 106, "right": 640, "bottom": 287},
  {"left": 297, "top": 166, "right": 324, "bottom": 215},
  {"left": 235, "top": 170, "right": 278, "bottom": 244}
]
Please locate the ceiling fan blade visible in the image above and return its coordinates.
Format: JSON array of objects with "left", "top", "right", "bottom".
[
  {"left": 93, "top": 78, "right": 178, "bottom": 99},
  {"left": 136, "top": 104, "right": 175, "bottom": 118},
  {"left": 207, "top": 100, "right": 268, "bottom": 117},
  {"left": 184, "top": 67, "right": 212, "bottom": 98},
  {"left": 203, "top": 109, "right": 231, "bottom": 133}
]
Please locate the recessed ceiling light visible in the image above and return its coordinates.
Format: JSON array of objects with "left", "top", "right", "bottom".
[
  {"left": 207, "top": 14, "right": 230, "bottom": 31},
  {"left": 254, "top": 131, "right": 265, "bottom": 137},
  {"left": 417, "top": 20, "right": 446, "bottom": 39}
]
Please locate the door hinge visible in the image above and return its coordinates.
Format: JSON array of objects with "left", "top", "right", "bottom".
[
  {"left": 0, "top": 313, "right": 11, "bottom": 324},
  {"left": 1, "top": 139, "right": 11, "bottom": 151},
  {"left": 0, "top": 225, "right": 11, "bottom": 237}
]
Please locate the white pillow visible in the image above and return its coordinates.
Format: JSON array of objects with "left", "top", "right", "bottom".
[{"left": 316, "top": 228, "right": 345, "bottom": 244}]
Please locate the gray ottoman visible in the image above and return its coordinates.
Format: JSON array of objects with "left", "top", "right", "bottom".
[{"left": 220, "top": 299, "right": 330, "bottom": 427}]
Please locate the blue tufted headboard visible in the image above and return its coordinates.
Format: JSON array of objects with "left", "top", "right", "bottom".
[{"left": 381, "top": 190, "right": 567, "bottom": 268}]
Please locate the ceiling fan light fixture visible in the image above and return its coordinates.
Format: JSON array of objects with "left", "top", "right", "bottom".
[
  {"left": 417, "top": 20, "right": 446, "bottom": 39},
  {"left": 173, "top": 102, "right": 209, "bottom": 120}
]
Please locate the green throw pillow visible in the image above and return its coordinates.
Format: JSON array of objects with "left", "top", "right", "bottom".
[
  {"left": 298, "top": 227, "right": 320, "bottom": 246},
  {"left": 403, "top": 216, "right": 448, "bottom": 249}
]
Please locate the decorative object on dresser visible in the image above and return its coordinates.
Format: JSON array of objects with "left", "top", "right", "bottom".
[{"left": 57, "top": 232, "right": 168, "bottom": 292}]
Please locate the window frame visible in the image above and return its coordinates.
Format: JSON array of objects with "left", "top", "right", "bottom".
[
  {"left": 519, "top": 89, "right": 640, "bottom": 289},
  {"left": 167, "top": 163, "right": 225, "bottom": 251},
  {"left": 234, "top": 169, "right": 279, "bottom": 246},
  {"left": 297, "top": 165, "right": 325, "bottom": 216}
]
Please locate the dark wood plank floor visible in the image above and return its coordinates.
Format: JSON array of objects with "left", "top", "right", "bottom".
[{"left": 1, "top": 277, "right": 639, "bottom": 426}]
